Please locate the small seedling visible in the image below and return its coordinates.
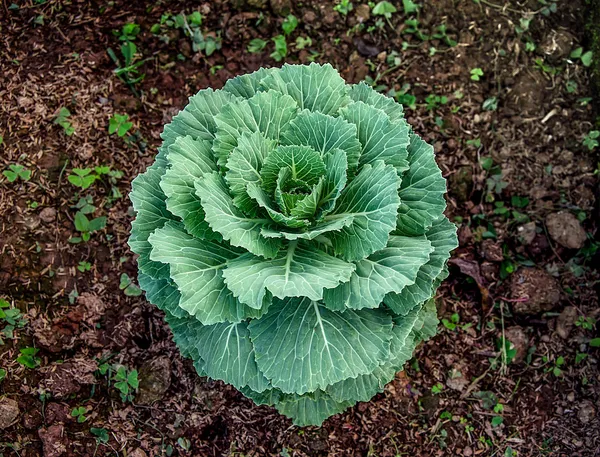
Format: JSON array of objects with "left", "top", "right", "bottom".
[
  {"left": 70, "top": 211, "right": 107, "bottom": 243},
  {"left": 403, "top": 0, "right": 419, "bottom": 13},
  {"left": 482, "top": 97, "right": 498, "bottom": 111},
  {"left": 117, "top": 23, "right": 140, "bottom": 41},
  {"left": 294, "top": 36, "right": 312, "bottom": 50},
  {"left": 90, "top": 427, "right": 110, "bottom": 444},
  {"left": 71, "top": 406, "right": 88, "bottom": 423},
  {"left": 3, "top": 164, "right": 31, "bottom": 182},
  {"left": 442, "top": 312, "right": 460, "bottom": 331},
  {"left": 77, "top": 261, "right": 92, "bottom": 273},
  {"left": 119, "top": 273, "right": 142, "bottom": 296},
  {"left": 432, "top": 24, "right": 457, "bottom": 47},
  {"left": 282, "top": 15, "right": 298, "bottom": 36},
  {"left": 68, "top": 168, "right": 98, "bottom": 190},
  {"left": 113, "top": 366, "right": 139, "bottom": 402},
  {"left": 570, "top": 47, "right": 594, "bottom": 67},
  {"left": 1, "top": 299, "right": 27, "bottom": 343},
  {"left": 108, "top": 113, "right": 133, "bottom": 137},
  {"left": 373, "top": 1, "right": 397, "bottom": 19},
  {"left": 582, "top": 130, "right": 599, "bottom": 150},
  {"left": 248, "top": 38, "right": 268, "bottom": 53},
  {"left": 0, "top": 368, "right": 6, "bottom": 382},
  {"left": 271, "top": 35, "right": 287, "bottom": 62},
  {"left": 431, "top": 382, "right": 444, "bottom": 394},
  {"left": 17, "top": 347, "right": 41, "bottom": 368},
  {"left": 54, "top": 107, "right": 75, "bottom": 136},
  {"left": 425, "top": 94, "right": 448, "bottom": 111},
  {"left": 333, "top": 0, "right": 353, "bottom": 15},
  {"left": 470, "top": 68, "right": 484, "bottom": 81},
  {"left": 107, "top": 42, "right": 147, "bottom": 96}
]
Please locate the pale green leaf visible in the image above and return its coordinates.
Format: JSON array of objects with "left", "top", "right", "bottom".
[
  {"left": 324, "top": 161, "right": 401, "bottom": 261},
  {"left": 213, "top": 91, "right": 298, "bottom": 166},
  {"left": 348, "top": 81, "right": 405, "bottom": 124},
  {"left": 317, "top": 149, "right": 348, "bottom": 217},
  {"left": 246, "top": 182, "right": 310, "bottom": 229},
  {"left": 260, "top": 145, "right": 326, "bottom": 194},
  {"left": 384, "top": 217, "right": 457, "bottom": 315},
  {"left": 260, "top": 216, "right": 355, "bottom": 241},
  {"left": 259, "top": 62, "right": 350, "bottom": 115},
  {"left": 128, "top": 164, "right": 174, "bottom": 279},
  {"left": 149, "top": 222, "right": 269, "bottom": 323},
  {"left": 395, "top": 134, "right": 447, "bottom": 235},
  {"left": 195, "top": 172, "right": 282, "bottom": 259},
  {"left": 322, "top": 235, "right": 433, "bottom": 311},
  {"left": 223, "top": 67, "right": 275, "bottom": 99},
  {"left": 222, "top": 241, "right": 355, "bottom": 309},
  {"left": 249, "top": 296, "right": 392, "bottom": 394},
  {"left": 280, "top": 110, "right": 361, "bottom": 173},
  {"left": 160, "top": 135, "right": 220, "bottom": 240},
  {"left": 275, "top": 390, "right": 354, "bottom": 426},
  {"left": 138, "top": 272, "right": 187, "bottom": 318},
  {"left": 225, "top": 131, "right": 276, "bottom": 196},
  {"left": 340, "top": 101, "right": 410, "bottom": 172},
  {"left": 196, "top": 321, "right": 270, "bottom": 392}
]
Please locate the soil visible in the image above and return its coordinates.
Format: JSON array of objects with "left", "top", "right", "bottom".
[{"left": 1, "top": 1, "right": 599, "bottom": 456}]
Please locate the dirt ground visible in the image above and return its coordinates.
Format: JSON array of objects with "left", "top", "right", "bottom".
[{"left": 1, "top": 0, "right": 599, "bottom": 456}]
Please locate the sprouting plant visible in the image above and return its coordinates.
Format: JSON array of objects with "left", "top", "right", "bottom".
[
  {"left": 271, "top": 35, "right": 287, "bottom": 61},
  {"left": 17, "top": 347, "right": 41, "bottom": 369},
  {"left": 333, "top": 0, "right": 353, "bottom": 15},
  {"left": 0, "top": 299, "right": 27, "bottom": 343},
  {"left": 117, "top": 23, "right": 140, "bottom": 41},
  {"left": 107, "top": 41, "right": 147, "bottom": 96},
  {"left": 442, "top": 312, "right": 460, "bottom": 331},
  {"left": 470, "top": 68, "right": 484, "bottom": 81},
  {"left": 91, "top": 427, "right": 110, "bottom": 444},
  {"left": 248, "top": 38, "right": 268, "bottom": 54},
  {"left": 71, "top": 406, "right": 89, "bottom": 423},
  {"left": 109, "top": 113, "right": 133, "bottom": 137},
  {"left": 54, "top": 107, "right": 75, "bottom": 135},
  {"left": 128, "top": 63, "right": 457, "bottom": 426},
  {"left": 570, "top": 47, "right": 594, "bottom": 67},
  {"left": 119, "top": 273, "right": 142, "bottom": 296},
  {"left": 68, "top": 166, "right": 122, "bottom": 190},
  {"left": 282, "top": 15, "right": 298, "bottom": 36},
  {"left": 395, "top": 84, "right": 417, "bottom": 109},
  {"left": 77, "top": 261, "right": 92, "bottom": 273},
  {"left": 294, "top": 36, "right": 312, "bottom": 50},
  {"left": 3, "top": 164, "right": 31, "bottom": 182},
  {"left": 403, "top": 0, "right": 419, "bottom": 13},
  {"left": 70, "top": 211, "right": 107, "bottom": 243},
  {"left": 373, "top": 1, "right": 397, "bottom": 20},
  {"left": 583, "top": 130, "right": 599, "bottom": 150},
  {"left": 432, "top": 24, "right": 457, "bottom": 47},
  {"left": 482, "top": 97, "right": 498, "bottom": 111},
  {"left": 431, "top": 382, "right": 444, "bottom": 394},
  {"left": 404, "top": 19, "right": 429, "bottom": 40},
  {"left": 112, "top": 366, "right": 139, "bottom": 402},
  {"left": 575, "top": 316, "right": 596, "bottom": 330},
  {"left": 425, "top": 93, "right": 448, "bottom": 111}
]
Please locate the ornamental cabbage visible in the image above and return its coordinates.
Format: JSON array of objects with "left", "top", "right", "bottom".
[{"left": 128, "top": 63, "right": 457, "bottom": 426}]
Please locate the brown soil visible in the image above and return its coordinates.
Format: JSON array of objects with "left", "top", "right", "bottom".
[{"left": 1, "top": 1, "right": 599, "bottom": 456}]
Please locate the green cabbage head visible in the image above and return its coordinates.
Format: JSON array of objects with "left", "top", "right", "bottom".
[{"left": 128, "top": 63, "right": 457, "bottom": 426}]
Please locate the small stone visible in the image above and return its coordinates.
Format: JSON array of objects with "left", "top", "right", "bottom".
[
  {"left": 577, "top": 400, "right": 596, "bottom": 424},
  {"left": 40, "top": 207, "right": 57, "bottom": 223},
  {"left": 463, "top": 446, "right": 473, "bottom": 457},
  {"left": 129, "top": 450, "right": 148, "bottom": 457},
  {"left": 302, "top": 10, "right": 317, "bottom": 23},
  {"left": 517, "top": 222, "right": 537, "bottom": 245},
  {"left": 504, "top": 326, "right": 528, "bottom": 363},
  {"left": 567, "top": 392, "right": 576, "bottom": 402},
  {"left": 546, "top": 211, "right": 587, "bottom": 249},
  {"left": 510, "top": 268, "right": 561, "bottom": 315},
  {"left": 355, "top": 3, "right": 370, "bottom": 22},
  {"left": 556, "top": 306, "right": 578, "bottom": 339},
  {"left": 480, "top": 239, "right": 503, "bottom": 262},
  {"left": 0, "top": 397, "right": 19, "bottom": 429},
  {"left": 136, "top": 356, "right": 172, "bottom": 405}
]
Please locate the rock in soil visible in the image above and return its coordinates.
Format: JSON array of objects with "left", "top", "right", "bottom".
[
  {"left": 136, "top": 356, "right": 172, "bottom": 405},
  {"left": 577, "top": 400, "right": 596, "bottom": 424},
  {"left": 510, "top": 268, "right": 561, "bottom": 315},
  {"left": 545, "top": 211, "right": 587, "bottom": 249},
  {"left": 39, "top": 207, "right": 57, "bottom": 223},
  {"left": 0, "top": 397, "right": 19, "bottom": 429},
  {"left": 556, "top": 306, "right": 578, "bottom": 339},
  {"left": 517, "top": 221, "right": 537, "bottom": 246},
  {"left": 39, "top": 358, "right": 97, "bottom": 398},
  {"left": 39, "top": 424, "right": 69, "bottom": 457},
  {"left": 504, "top": 326, "right": 529, "bottom": 363}
]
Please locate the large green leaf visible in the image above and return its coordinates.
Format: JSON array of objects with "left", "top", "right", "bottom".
[
  {"left": 195, "top": 172, "right": 282, "bottom": 259},
  {"left": 348, "top": 82, "right": 405, "bottom": 124},
  {"left": 248, "top": 297, "right": 392, "bottom": 394},
  {"left": 222, "top": 241, "right": 355, "bottom": 309},
  {"left": 275, "top": 390, "right": 354, "bottom": 427},
  {"left": 322, "top": 235, "right": 433, "bottom": 311},
  {"left": 213, "top": 90, "right": 298, "bottom": 166},
  {"left": 158, "top": 89, "right": 236, "bottom": 165},
  {"left": 160, "top": 135, "right": 219, "bottom": 240},
  {"left": 324, "top": 161, "right": 401, "bottom": 261},
  {"left": 259, "top": 62, "right": 350, "bottom": 115},
  {"left": 340, "top": 101, "right": 410, "bottom": 173},
  {"left": 223, "top": 67, "right": 275, "bottom": 99},
  {"left": 138, "top": 272, "right": 187, "bottom": 318},
  {"left": 128, "top": 164, "right": 173, "bottom": 279},
  {"left": 395, "top": 134, "right": 447, "bottom": 236},
  {"left": 384, "top": 217, "right": 457, "bottom": 315},
  {"left": 280, "top": 110, "right": 361, "bottom": 173},
  {"left": 149, "top": 222, "right": 270, "bottom": 324},
  {"left": 260, "top": 145, "right": 326, "bottom": 194},
  {"left": 196, "top": 321, "right": 270, "bottom": 392},
  {"left": 163, "top": 312, "right": 204, "bottom": 361}
]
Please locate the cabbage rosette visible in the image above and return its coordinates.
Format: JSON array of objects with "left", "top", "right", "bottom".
[{"left": 128, "top": 63, "right": 457, "bottom": 426}]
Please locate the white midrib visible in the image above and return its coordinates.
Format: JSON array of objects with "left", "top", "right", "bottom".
[{"left": 283, "top": 240, "right": 298, "bottom": 285}]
